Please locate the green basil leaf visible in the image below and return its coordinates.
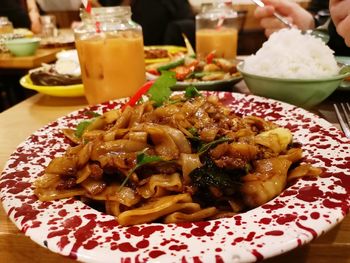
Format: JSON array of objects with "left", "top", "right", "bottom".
[
  {"left": 147, "top": 71, "right": 176, "bottom": 107},
  {"left": 119, "top": 150, "right": 163, "bottom": 190},
  {"left": 188, "top": 126, "right": 198, "bottom": 136},
  {"left": 84, "top": 111, "right": 101, "bottom": 118},
  {"left": 137, "top": 152, "right": 163, "bottom": 166},
  {"left": 185, "top": 85, "right": 201, "bottom": 99},
  {"left": 197, "top": 137, "right": 232, "bottom": 155},
  {"left": 75, "top": 120, "right": 93, "bottom": 138}
]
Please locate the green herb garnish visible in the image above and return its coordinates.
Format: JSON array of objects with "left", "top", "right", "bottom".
[
  {"left": 136, "top": 151, "right": 163, "bottom": 166},
  {"left": 189, "top": 157, "right": 244, "bottom": 200},
  {"left": 119, "top": 149, "right": 163, "bottom": 190},
  {"left": 197, "top": 137, "right": 232, "bottom": 155},
  {"left": 75, "top": 120, "right": 93, "bottom": 138},
  {"left": 74, "top": 111, "right": 102, "bottom": 138},
  {"left": 147, "top": 71, "right": 176, "bottom": 107},
  {"left": 245, "top": 163, "right": 252, "bottom": 174},
  {"left": 188, "top": 126, "right": 198, "bottom": 136},
  {"left": 185, "top": 85, "right": 201, "bottom": 99},
  {"left": 84, "top": 111, "right": 101, "bottom": 118}
]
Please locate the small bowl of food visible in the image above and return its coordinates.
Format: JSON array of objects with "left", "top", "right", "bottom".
[
  {"left": 238, "top": 29, "right": 350, "bottom": 108},
  {"left": 4, "top": 37, "right": 40, "bottom": 56}
]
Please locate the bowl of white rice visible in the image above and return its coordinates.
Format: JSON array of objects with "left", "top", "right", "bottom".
[{"left": 237, "top": 29, "right": 350, "bottom": 108}]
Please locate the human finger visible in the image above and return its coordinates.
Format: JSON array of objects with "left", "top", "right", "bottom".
[
  {"left": 254, "top": 6, "right": 275, "bottom": 19},
  {"left": 263, "top": 0, "right": 296, "bottom": 16},
  {"left": 265, "top": 28, "right": 280, "bottom": 37},
  {"left": 260, "top": 17, "right": 290, "bottom": 30},
  {"left": 330, "top": 0, "right": 350, "bottom": 25},
  {"left": 336, "top": 15, "right": 350, "bottom": 47},
  {"left": 329, "top": 0, "right": 344, "bottom": 6}
]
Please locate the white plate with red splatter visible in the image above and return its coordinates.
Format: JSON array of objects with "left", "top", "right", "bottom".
[{"left": 1, "top": 92, "right": 350, "bottom": 263}]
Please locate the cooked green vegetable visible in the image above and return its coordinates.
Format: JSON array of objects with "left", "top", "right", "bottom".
[
  {"left": 189, "top": 157, "right": 244, "bottom": 198},
  {"left": 157, "top": 58, "right": 185, "bottom": 71}
]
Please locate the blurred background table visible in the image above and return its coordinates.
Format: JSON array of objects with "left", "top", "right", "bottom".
[
  {"left": 0, "top": 26, "right": 74, "bottom": 111},
  {"left": 0, "top": 85, "right": 350, "bottom": 263},
  {"left": 0, "top": 48, "right": 62, "bottom": 69}
]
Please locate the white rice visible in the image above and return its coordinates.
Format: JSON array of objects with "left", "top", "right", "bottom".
[{"left": 243, "top": 29, "right": 339, "bottom": 79}]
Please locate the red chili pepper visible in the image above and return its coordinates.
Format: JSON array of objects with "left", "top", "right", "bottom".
[
  {"left": 206, "top": 51, "right": 215, "bottom": 64},
  {"left": 121, "top": 80, "right": 155, "bottom": 111},
  {"left": 147, "top": 68, "right": 160, "bottom": 76}
]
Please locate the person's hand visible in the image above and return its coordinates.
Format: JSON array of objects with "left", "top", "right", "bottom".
[
  {"left": 26, "top": 0, "right": 42, "bottom": 34},
  {"left": 254, "top": 0, "right": 315, "bottom": 37},
  {"left": 28, "top": 11, "right": 42, "bottom": 34},
  {"left": 330, "top": 0, "right": 350, "bottom": 47}
]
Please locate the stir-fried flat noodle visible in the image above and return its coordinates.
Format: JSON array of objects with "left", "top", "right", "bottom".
[{"left": 34, "top": 94, "right": 322, "bottom": 226}]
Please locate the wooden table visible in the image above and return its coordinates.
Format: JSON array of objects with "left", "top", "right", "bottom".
[
  {"left": 0, "top": 48, "right": 63, "bottom": 69},
  {"left": 0, "top": 88, "right": 350, "bottom": 263},
  {"left": 0, "top": 42, "right": 71, "bottom": 111}
]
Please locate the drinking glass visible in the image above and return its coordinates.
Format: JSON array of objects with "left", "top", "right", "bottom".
[
  {"left": 74, "top": 6, "right": 146, "bottom": 105},
  {"left": 0, "top": 17, "right": 14, "bottom": 34},
  {"left": 196, "top": 2, "right": 243, "bottom": 60},
  {"left": 40, "top": 15, "right": 57, "bottom": 38}
]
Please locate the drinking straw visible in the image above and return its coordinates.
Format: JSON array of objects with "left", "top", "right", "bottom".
[
  {"left": 81, "top": 0, "right": 92, "bottom": 13},
  {"left": 216, "top": 17, "right": 224, "bottom": 30},
  {"left": 81, "top": 0, "right": 101, "bottom": 32},
  {"left": 215, "top": 1, "right": 233, "bottom": 30}
]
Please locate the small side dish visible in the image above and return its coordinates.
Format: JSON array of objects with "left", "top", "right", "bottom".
[
  {"left": 144, "top": 48, "right": 169, "bottom": 59},
  {"left": 146, "top": 52, "right": 241, "bottom": 83},
  {"left": 238, "top": 29, "right": 350, "bottom": 107},
  {"left": 243, "top": 28, "right": 340, "bottom": 79},
  {"left": 4, "top": 37, "right": 40, "bottom": 57},
  {"left": 29, "top": 49, "right": 81, "bottom": 86},
  {"left": 144, "top": 45, "right": 187, "bottom": 64}
]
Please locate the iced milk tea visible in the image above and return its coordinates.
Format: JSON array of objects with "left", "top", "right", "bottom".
[{"left": 76, "top": 31, "right": 146, "bottom": 105}]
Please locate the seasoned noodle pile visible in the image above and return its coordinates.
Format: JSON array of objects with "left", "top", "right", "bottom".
[{"left": 34, "top": 93, "right": 322, "bottom": 226}]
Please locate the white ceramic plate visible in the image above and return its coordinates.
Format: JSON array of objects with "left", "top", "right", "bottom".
[{"left": 1, "top": 92, "right": 350, "bottom": 262}]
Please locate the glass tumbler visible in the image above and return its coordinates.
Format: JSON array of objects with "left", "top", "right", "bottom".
[
  {"left": 0, "top": 17, "right": 14, "bottom": 34},
  {"left": 196, "top": 2, "right": 243, "bottom": 60},
  {"left": 74, "top": 6, "right": 146, "bottom": 105},
  {"left": 40, "top": 15, "right": 57, "bottom": 38}
]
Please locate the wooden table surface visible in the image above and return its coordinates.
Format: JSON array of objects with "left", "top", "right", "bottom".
[
  {"left": 0, "top": 88, "right": 350, "bottom": 263},
  {"left": 0, "top": 48, "right": 64, "bottom": 69}
]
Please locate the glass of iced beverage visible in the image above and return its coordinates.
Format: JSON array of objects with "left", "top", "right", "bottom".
[
  {"left": 74, "top": 7, "right": 146, "bottom": 105},
  {"left": 196, "top": 2, "right": 244, "bottom": 60},
  {"left": 0, "top": 17, "right": 14, "bottom": 34}
]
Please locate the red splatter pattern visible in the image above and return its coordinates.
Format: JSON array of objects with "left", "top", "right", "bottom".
[{"left": 1, "top": 92, "right": 350, "bottom": 262}]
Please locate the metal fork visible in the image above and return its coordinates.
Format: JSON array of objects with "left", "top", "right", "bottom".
[
  {"left": 250, "top": 0, "right": 330, "bottom": 42},
  {"left": 250, "top": 0, "right": 294, "bottom": 28},
  {"left": 334, "top": 103, "right": 350, "bottom": 138}
]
